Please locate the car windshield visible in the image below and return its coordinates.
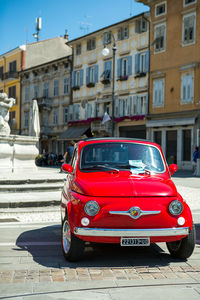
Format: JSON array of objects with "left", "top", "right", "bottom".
[{"left": 80, "top": 142, "right": 165, "bottom": 173}]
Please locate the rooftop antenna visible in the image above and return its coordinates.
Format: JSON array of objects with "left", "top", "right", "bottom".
[
  {"left": 33, "top": 17, "right": 42, "bottom": 41},
  {"left": 79, "top": 15, "right": 92, "bottom": 34}
]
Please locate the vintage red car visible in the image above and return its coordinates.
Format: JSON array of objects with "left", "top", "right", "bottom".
[{"left": 61, "top": 138, "right": 196, "bottom": 261}]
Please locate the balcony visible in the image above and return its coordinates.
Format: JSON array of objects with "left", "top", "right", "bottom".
[
  {"left": 37, "top": 97, "right": 52, "bottom": 110},
  {"left": 3, "top": 71, "right": 18, "bottom": 80}
]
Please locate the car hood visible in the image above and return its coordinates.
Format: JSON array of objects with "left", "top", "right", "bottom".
[{"left": 76, "top": 172, "right": 177, "bottom": 197}]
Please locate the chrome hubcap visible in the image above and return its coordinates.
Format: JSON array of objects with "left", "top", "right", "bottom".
[{"left": 62, "top": 220, "right": 71, "bottom": 254}]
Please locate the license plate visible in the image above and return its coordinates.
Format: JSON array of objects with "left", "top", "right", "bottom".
[{"left": 120, "top": 237, "right": 150, "bottom": 246}]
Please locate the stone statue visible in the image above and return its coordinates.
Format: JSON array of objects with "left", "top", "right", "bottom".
[{"left": 0, "top": 93, "right": 16, "bottom": 136}]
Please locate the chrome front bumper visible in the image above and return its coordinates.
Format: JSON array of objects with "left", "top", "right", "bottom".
[{"left": 74, "top": 227, "right": 190, "bottom": 237}]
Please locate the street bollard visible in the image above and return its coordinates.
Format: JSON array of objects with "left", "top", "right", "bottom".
[{"left": 196, "top": 158, "right": 200, "bottom": 176}]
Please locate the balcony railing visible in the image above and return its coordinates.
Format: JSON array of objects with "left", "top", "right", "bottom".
[
  {"left": 3, "top": 71, "right": 18, "bottom": 80},
  {"left": 37, "top": 97, "right": 52, "bottom": 109}
]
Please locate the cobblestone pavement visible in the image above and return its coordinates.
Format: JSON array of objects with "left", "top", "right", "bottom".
[{"left": 0, "top": 265, "right": 200, "bottom": 284}]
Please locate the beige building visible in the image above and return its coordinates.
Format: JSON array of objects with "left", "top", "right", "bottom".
[
  {"left": 137, "top": 0, "right": 200, "bottom": 169},
  {"left": 20, "top": 36, "right": 72, "bottom": 154},
  {"left": 62, "top": 13, "right": 150, "bottom": 140}
]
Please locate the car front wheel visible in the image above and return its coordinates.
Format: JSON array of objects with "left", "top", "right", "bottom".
[
  {"left": 62, "top": 217, "right": 84, "bottom": 262},
  {"left": 166, "top": 224, "right": 196, "bottom": 259}
]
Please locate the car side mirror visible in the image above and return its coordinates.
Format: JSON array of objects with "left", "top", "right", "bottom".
[
  {"left": 62, "top": 164, "right": 73, "bottom": 174},
  {"left": 168, "top": 164, "right": 178, "bottom": 176}
]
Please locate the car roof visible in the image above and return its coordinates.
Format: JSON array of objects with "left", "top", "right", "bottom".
[{"left": 83, "top": 137, "right": 151, "bottom": 142}]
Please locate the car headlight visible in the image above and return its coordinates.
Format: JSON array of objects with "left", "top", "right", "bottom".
[
  {"left": 84, "top": 201, "right": 99, "bottom": 216},
  {"left": 169, "top": 200, "right": 183, "bottom": 216}
]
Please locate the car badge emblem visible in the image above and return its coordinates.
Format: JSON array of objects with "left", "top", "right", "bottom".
[{"left": 129, "top": 207, "right": 141, "bottom": 219}]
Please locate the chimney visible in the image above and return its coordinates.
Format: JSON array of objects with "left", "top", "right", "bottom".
[{"left": 64, "top": 29, "right": 69, "bottom": 41}]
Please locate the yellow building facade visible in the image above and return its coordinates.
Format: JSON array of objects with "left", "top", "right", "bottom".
[
  {"left": 137, "top": 0, "right": 200, "bottom": 169},
  {"left": 0, "top": 47, "right": 25, "bottom": 134}
]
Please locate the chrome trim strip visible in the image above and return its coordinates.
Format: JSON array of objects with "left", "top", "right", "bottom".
[
  {"left": 74, "top": 227, "right": 190, "bottom": 237},
  {"left": 109, "top": 210, "right": 161, "bottom": 218}
]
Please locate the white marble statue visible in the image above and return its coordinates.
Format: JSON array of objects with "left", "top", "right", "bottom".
[{"left": 0, "top": 93, "right": 16, "bottom": 136}]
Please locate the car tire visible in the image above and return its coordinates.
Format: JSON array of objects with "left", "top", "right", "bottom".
[
  {"left": 62, "top": 217, "right": 84, "bottom": 262},
  {"left": 166, "top": 224, "right": 196, "bottom": 259}
]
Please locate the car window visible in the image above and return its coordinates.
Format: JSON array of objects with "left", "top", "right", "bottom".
[{"left": 80, "top": 142, "right": 165, "bottom": 173}]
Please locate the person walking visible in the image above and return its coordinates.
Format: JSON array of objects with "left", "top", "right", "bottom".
[
  {"left": 59, "top": 141, "right": 75, "bottom": 172},
  {"left": 192, "top": 146, "right": 199, "bottom": 175}
]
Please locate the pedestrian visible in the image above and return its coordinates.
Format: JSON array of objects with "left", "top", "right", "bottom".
[
  {"left": 59, "top": 141, "right": 75, "bottom": 173},
  {"left": 192, "top": 146, "right": 199, "bottom": 175},
  {"left": 64, "top": 141, "right": 75, "bottom": 164}
]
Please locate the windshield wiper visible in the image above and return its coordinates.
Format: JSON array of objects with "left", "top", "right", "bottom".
[{"left": 81, "top": 164, "right": 119, "bottom": 173}]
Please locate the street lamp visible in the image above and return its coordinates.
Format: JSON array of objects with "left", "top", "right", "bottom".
[{"left": 102, "top": 35, "right": 117, "bottom": 137}]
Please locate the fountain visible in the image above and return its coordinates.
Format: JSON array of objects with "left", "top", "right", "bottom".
[{"left": 0, "top": 93, "right": 39, "bottom": 173}]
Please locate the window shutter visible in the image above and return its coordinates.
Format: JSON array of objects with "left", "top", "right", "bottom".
[
  {"left": 135, "top": 54, "right": 140, "bottom": 74},
  {"left": 95, "top": 65, "right": 98, "bottom": 83},
  {"left": 135, "top": 20, "right": 140, "bottom": 33},
  {"left": 128, "top": 56, "right": 132, "bottom": 75},
  {"left": 80, "top": 69, "right": 84, "bottom": 86},
  {"left": 137, "top": 96, "right": 142, "bottom": 115},
  {"left": 117, "top": 29, "right": 122, "bottom": 40},
  {"left": 72, "top": 71, "right": 75, "bottom": 87},
  {"left": 132, "top": 95, "right": 137, "bottom": 115},
  {"left": 119, "top": 99, "right": 124, "bottom": 117},
  {"left": 86, "top": 67, "right": 89, "bottom": 85},
  {"left": 117, "top": 59, "right": 122, "bottom": 77},
  {"left": 114, "top": 98, "right": 119, "bottom": 117},
  {"left": 144, "top": 51, "right": 150, "bottom": 73}
]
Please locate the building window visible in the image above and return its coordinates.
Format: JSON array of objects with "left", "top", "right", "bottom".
[
  {"left": 87, "top": 38, "right": 96, "bottom": 51},
  {"left": 8, "top": 85, "right": 16, "bottom": 100},
  {"left": 9, "top": 60, "right": 17, "bottom": 73},
  {"left": 121, "top": 58, "right": 128, "bottom": 76},
  {"left": 184, "top": 0, "right": 196, "bottom": 7},
  {"left": 43, "top": 82, "right": 49, "bottom": 98},
  {"left": 63, "top": 107, "right": 68, "bottom": 124},
  {"left": 72, "top": 70, "right": 84, "bottom": 89},
  {"left": 0, "top": 66, "right": 3, "bottom": 80},
  {"left": 64, "top": 77, "right": 69, "bottom": 94},
  {"left": 24, "top": 112, "right": 29, "bottom": 128},
  {"left": 153, "top": 78, "right": 164, "bottom": 107},
  {"left": 135, "top": 19, "right": 147, "bottom": 33},
  {"left": 103, "top": 31, "right": 111, "bottom": 45},
  {"left": 53, "top": 108, "right": 58, "bottom": 125},
  {"left": 54, "top": 79, "right": 59, "bottom": 96},
  {"left": 117, "top": 26, "right": 129, "bottom": 40},
  {"left": 102, "top": 60, "right": 112, "bottom": 83},
  {"left": 182, "top": 13, "right": 196, "bottom": 45},
  {"left": 117, "top": 56, "right": 132, "bottom": 79},
  {"left": 154, "top": 23, "right": 166, "bottom": 52},
  {"left": 135, "top": 51, "right": 149, "bottom": 75},
  {"left": 182, "top": 129, "right": 191, "bottom": 161},
  {"left": 76, "top": 44, "right": 81, "bottom": 55},
  {"left": 155, "top": 2, "right": 166, "bottom": 17},
  {"left": 25, "top": 86, "right": 30, "bottom": 101},
  {"left": 181, "top": 73, "right": 194, "bottom": 103},
  {"left": 86, "top": 65, "right": 98, "bottom": 86},
  {"left": 34, "top": 84, "right": 39, "bottom": 99},
  {"left": 9, "top": 110, "right": 16, "bottom": 128}
]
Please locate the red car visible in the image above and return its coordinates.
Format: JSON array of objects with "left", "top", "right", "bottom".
[{"left": 61, "top": 138, "right": 196, "bottom": 261}]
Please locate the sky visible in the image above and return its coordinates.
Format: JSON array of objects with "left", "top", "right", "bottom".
[{"left": 0, "top": 0, "right": 149, "bottom": 55}]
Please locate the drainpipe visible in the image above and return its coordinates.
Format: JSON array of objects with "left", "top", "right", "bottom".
[{"left": 142, "top": 14, "right": 151, "bottom": 116}]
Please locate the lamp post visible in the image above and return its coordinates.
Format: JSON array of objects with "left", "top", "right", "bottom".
[{"left": 102, "top": 35, "right": 117, "bottom": 137}]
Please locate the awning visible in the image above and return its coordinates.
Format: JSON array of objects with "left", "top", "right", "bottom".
[{"left": 58, "top": 125, "right": 90, "bottom": 140}]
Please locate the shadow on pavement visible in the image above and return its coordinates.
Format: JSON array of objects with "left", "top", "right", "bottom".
[{"left": 14, "top": 223, "right": 199, "bottom": 269}]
